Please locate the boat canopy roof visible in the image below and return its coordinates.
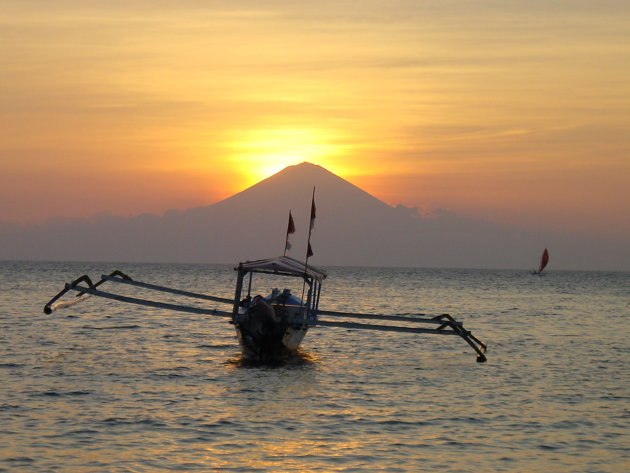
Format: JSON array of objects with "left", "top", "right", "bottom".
[{"left": 236, "top": 256, "right": 327, "bottom": 282}]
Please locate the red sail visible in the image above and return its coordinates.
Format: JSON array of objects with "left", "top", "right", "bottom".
[{"left": 539, "top": 248, "right": 549, "bottom": 273}]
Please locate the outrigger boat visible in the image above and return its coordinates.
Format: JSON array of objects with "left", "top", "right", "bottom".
[{"left": 43, "top": 255, "right": 488, "bottom": 362}]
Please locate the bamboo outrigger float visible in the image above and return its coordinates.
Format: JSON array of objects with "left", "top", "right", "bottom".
[{"left": 43, "top": 256, "right": 487, "bottom": 363}]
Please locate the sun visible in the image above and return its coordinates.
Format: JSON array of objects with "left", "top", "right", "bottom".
[{"left": 225, "top": 127, "right": 348, "bottom": 186}]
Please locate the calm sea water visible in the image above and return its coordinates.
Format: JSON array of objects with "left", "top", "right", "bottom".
[{"left": 1, "top": 261, "right": 628, "bottom": 473}]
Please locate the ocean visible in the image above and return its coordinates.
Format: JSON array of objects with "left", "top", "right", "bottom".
[{"left": 1, "top": 261, "right": 628, "bottom": 472}]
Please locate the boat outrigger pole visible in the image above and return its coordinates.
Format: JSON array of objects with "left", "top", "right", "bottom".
[
  {"left": 43, "top": 270, "right": 233, "bottom": 318},
  {"left": 316, "top": 310, "right": 487, "bottom": 362}
]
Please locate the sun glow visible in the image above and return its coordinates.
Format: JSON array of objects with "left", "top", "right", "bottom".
[{"left": 225, "top": 127, "right": 349, "bottom": 187}]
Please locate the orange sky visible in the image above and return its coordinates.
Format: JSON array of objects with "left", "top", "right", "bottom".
[{"left": 2, "top": 1, "right": 629, "bottom": 240}]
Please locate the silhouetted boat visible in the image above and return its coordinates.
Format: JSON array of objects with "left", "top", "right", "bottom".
[
  {"left": 42, "top": 256, "right": 488, "bottom": 363},
  {"left": 231, "top": 256, "right": 326, "bottom": 360},
  {"left": 533, "top": 248, "right": 550, "bottom": 274}
]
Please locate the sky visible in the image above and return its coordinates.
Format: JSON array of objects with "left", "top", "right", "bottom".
[{"left": 2, "top": 0, "right": 629, "bottom": 242}]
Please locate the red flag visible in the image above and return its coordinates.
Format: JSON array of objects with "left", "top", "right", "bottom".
[
  {"left": 284, "top": 211, "right": 295, "bottom": 254},
  {"left": 306, "top": 188, "right": 316, "bottom": 260},
  {"left": 309, "top": 196, "right": 316, "bottom": 231},
  {"left": 287, "top": 211, "right": 296, "bottom": 234}
]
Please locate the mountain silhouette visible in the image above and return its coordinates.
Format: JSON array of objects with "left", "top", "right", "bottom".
[{"left": 1, "top": 162, "right": 627, "bottom": 269}]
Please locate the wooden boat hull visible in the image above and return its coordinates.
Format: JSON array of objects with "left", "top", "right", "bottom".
[{"left": 234, "top": 322, "right": 308, "bottom": 360}]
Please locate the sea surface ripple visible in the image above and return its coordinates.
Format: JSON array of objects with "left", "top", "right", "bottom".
[{"left": 1, "top": 261, "right": 628, "bottom": 472}]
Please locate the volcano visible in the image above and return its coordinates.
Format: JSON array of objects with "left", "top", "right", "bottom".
[{"left": 1, "top": 162, "right": 626, "bottom": 269}]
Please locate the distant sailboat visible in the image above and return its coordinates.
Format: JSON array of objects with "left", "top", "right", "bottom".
[{"left": 533, "top": 248, "right": 550, "bottom": 274}]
